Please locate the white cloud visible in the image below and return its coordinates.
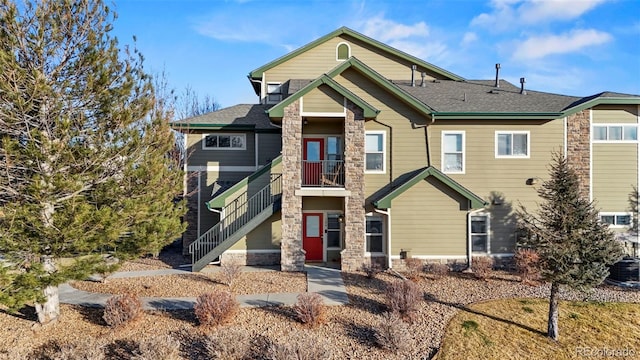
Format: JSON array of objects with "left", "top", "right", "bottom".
[
  {"left": 512, "top": 29, "right": 612, "bottom": 60},
  {"left": 358, "top": 16, "right": 430, "bottom": 43},
  {"left": 461, "top": 32, "right": 478, "bottom": 46},
  {"left": 472, "top": 0, "right": 610, "bottom": 30}
]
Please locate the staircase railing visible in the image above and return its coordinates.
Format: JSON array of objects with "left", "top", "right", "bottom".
[{"left": 189, "top": 174, "right": 282, "bottom": 267}]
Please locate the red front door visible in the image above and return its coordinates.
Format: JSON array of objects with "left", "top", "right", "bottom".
[
  {"left": 303, "top": 213, "right": 323, "bottom": 261},
  {"left": 303, "top": 138, "right": 324, "bottom": 186}
]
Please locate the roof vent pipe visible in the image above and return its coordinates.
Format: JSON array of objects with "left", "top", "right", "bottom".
[
  {"left": 411, "top": 65, "right": 417, "bottom": 87},
  {"left": 420, "top": 72, "right": 426, "bottom": 87},
  {"left": 494, "top": 63, "right": 501, "bottom": 88},
  {"left": 520, "top": 77, "right": 527, "bottom": 95}
]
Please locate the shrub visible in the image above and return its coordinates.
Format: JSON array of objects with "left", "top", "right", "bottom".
[
  {"left": 219, "top": 260, "right": 243, "bottom": 287},
  {"left": 194, "top": 291, "right": 239, "bottom": 328},
  {"left": 361, "top": 262, "right": 383, "bottom": 279},
  {"left": 425, "top": 263, "right": 449, "bottom": 279},
  {"left": 404, "top": 258, "right": 423, "bottom": 280},
  {"left": 385, "top": 280, "right": 422, "bottom": 322},
  {"left": 132, "top": 335, "right": 181, "bottom": 360},
  {"left": 374, "top": 311, "right": 411, "bottom": 352},
  {"left": 471, "top": 257, "right": 494, "bottom": 280},
  {"left": 293, "top": 292, "right": 325, "bottom": 327},
  {"left": 204, "top": 327, "right": 252, "bottom": 360},
  {"left": 103, "top": 293, "right": 143, "bottom": 328},
  {"left": 514, "top": 248, "right": 541, "bottom": 284},
  {"left": 268, "top": 331, "right": 332, "bottom": 360},
  {"left": 50, "top": 338, "right": 105, "bottom": 360}
]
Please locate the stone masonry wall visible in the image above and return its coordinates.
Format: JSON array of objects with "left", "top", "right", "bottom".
[
  {"left": 182, "top": 172, "right": 199, "bottom": 255},
  {"left": 221, "top": 251, "right": 281, "bottom": 266},
  {"left": 280, "top": 100, "right": 305, "bottom": 271},
  {"left": 341, "top": 101, "right": 367, "bottom": 271},
  {"left": 566, "top": 109, "right": 591, "bottom": 200}
]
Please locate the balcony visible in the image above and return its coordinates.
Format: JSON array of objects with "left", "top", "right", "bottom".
[{"left": 302, "top": 160, "right": 345, "bottom": 188}]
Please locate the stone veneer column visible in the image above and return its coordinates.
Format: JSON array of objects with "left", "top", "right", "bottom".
[
  {"left": 280, "top": 100, "right": 305, "bottom": 271},
  {"left": 341, "top": 101, "right": 367, "bottom": 271},
  {"left": 182, "top": 173, "right": 199, "bottom": 255},
  {"left": 566, "top": 109, "right": 591, "bottom": 200}
]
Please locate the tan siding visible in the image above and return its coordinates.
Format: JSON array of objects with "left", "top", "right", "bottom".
[
  {"left": 258, "top": 133, "right": 282, "bottom": 165},
  {"left": 302, "top": 85, "right": 344, "bottom": 113},
  {"left": 303, "top": 118, "right": 343, "bottom": 134},
  {"left": 265, "top": 34, "right": 447, "bottom": 85},
  {"left": 228, "top": 212, "right": 281, "bottom": 250},
  {"left": 303, "top": 197, "right": 343, "bottom": 211},
  {"left": 592, "top": 105, "right": 639, "bottom": 124},
  {"left": 187, "top": 131, "right": 256, "bottom": 167},
  {"left": 391, "top": 177, "right": 468, "bottom": 256},
  {"left": 593, "top": 143, "right": 638, "bottom": 211}
]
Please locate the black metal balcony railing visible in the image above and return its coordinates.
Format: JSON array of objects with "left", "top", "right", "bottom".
[{"left": 302, "top": 160, "right": 345, "bottom": 187}]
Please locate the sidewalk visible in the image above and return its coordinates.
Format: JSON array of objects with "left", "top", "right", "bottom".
[{"left": 59, "top": 264, "right": 349, "bottom": 310}]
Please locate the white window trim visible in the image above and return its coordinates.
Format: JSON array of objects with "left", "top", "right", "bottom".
[
  {"left": 599, "top": 212, "right": 632, "bottom": 228},
  {"left": 201, "top": 133, "right": 247, "bottom": 151},
  {"left": 592, "top": 124, "right": 639, "bottom": 143},
  {"left": 365, "top": 213, "right": 385, "bottom": 256},
  {"left": 266, "top": 82, "right": 282, "bottom": 104},
  {"left": 495, "top": 131, "right": 530, "bottom": 158},
  {"left": 365, "top": 130, "right": 386, "bottom": 174},
  {"left": 469, "top": 212, "right": 491, "bottom": 254},
  {"left": 326, "top": 212, "right": 343, "bottom": 250},
  {"left": 442, "top": 131, "right": 465, "bottom": 174},
  {"left": 336, "top": 42, "right": 351, "bottom": 61}
]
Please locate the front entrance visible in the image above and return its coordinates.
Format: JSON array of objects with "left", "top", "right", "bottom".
[
  {"left": 303, "top": 213, "right": 323, "bottom": 261},
  {"left": 303, "top": 138, "right": 324, "bottom": 186}
]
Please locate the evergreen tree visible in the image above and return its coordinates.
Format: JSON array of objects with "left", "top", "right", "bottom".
[
  {"left": 518, "top": 153, "right": 623, "bottom": 340},
  {"left": 0, "top": 0, "right": 186, "bottom": 323}
]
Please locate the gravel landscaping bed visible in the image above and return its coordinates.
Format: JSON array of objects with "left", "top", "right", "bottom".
[
  {"left": 70, "top": 271, "right": 307, "bottom": 296},
  {"left": 1, "top": 269, "right": 638, "bottom": 359}
]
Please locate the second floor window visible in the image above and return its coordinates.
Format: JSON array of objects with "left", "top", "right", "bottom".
[
  {"left": 593, "top": 125, "right": 638, "bottom": 141},
  {"left": 266, "top": 83, "right": 282, "bottom": 103},
  {"left": 365, "top": 131, "right": 385, "bottom": 173},
  {"left": 202, "top": 133, "right": 246, "bottom": 150},
  {"left": 442, "top": 131, "right": 464, "bottom": 173},
  {"left": 496, "top": 131, "right": 529, "bottom": 158}
]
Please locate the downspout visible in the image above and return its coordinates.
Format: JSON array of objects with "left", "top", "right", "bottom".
[{"left": 374, "top": 208, "right": 392, "bottom": 269}]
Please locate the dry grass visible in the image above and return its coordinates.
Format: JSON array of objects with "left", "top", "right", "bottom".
[{"left": 438, "top": 298, "right": 640, "bottom": 360}]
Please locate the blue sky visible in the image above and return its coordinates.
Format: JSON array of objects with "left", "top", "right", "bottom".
[{"left": 111, "top": 0, "right": 640, "bottom": 110}]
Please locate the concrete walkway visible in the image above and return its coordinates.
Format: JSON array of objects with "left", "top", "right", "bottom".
[{"left": 59, "top": 264, "right": 349, "bottom": 310}]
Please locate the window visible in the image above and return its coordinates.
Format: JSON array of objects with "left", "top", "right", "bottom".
[
  {"left": 327, "top": 136, "right": 341, "bottom": 161},
  {"left": 470, "top": 214, "right": 490, "bottom": 253},
  {"left": 593, "top": 125, "right": 638, "bottom": 141},
  {"left": 336, "top": 42, "right": 350, "bottom": 61},
  {"left": 366, "top": 215, "right": 384, "bottom": 253},
  {"left": 600, "top": 213, "right": 632, "bottom": 227},
  {"left": 202, "top": 133, "right": 246, "bottom": 150},
  {"left": 365, "top": 131, "right": 385, "bottom": 173},
  {"left": 442, "top": 131, "right": 464, "bottom": 173},
  {"left": 266, "top": 83, "right": 282, "bottom": 103},
  {"left": 496, "top": 131, "right": 529, "bottom": 158},
  {"left": 327, "top": 214, "right": 342, "bottom": 248}
]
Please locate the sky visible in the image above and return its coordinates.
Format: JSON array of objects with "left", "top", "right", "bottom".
[{"left": 110, "top": 0, "right": 640, "bottom": 110}]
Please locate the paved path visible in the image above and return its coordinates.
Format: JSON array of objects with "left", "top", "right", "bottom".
[{"left": 60, "top": 264, "right": 348, "bottom": 310}]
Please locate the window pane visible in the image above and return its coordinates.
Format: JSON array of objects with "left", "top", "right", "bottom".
[
  {"left": 327, "top": 231, "right": 340, "bottom": 248},
  {"left": 305, "top": 141, "right": 320, "bottom": 161},
  {"left": 219, "top": 136, "right": 231, "bottom": 147},
  {"left": 366, "top": 218, "right": 382, "bottom": 234},
  {"left": 444, "top": 134, "right": 462, "bottom": 152},
  {"left": 366, "top": 153, "right": 383, "bottom": 171},
  {"left": 472, "top": 235, "right": 487, "bottom": 252},
  {"left": 624, "top": 126, "right": 637, "bottom": 140},
  {"left": 600, "top": 215, "right": 615, "bottom": 225},
  {"left": 267, "top": 83, "right": 281, "bottom": 93},
  {"left": 305, "top": 216, "right": 320, "bottom": 237},
  {"left": 513, "top": 134, "right": 528, "bottom": 155},
  {"left": 366, "top": 134, "right": 383, "bottom": 152},
  {"left": 231, "top": 135, "right": 244, "bottom": 148},
  {"left": 327, "top": 214, "right": 340, "bottom": 229},
  {"left": 616, "top": 215, "right": 631, "bottom": 226},
  {"left": 593, "top": 126, "right": 607, "bottom": 140},
  {"left": 609, "top": 126, "right": 623, "bottom": 140},
  {"left": 367, "top": 235, "right": 384, "bottom": 252},
  {"left": 327, "top": 137, "right": 340, "bottom": 155},
  {"left": 497, "top": 134, "right": 511, "bottom": 155},
  {"left": 205, "top": 135, "right": 217, "bottom": 148},
  {"left": 444, "top": 154, "right": 462, "bottom": 172},
  {"left": 471, "top": 216, "right": 487, "bottom": 233}
]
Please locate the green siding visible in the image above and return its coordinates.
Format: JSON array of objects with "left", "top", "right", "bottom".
[
  {"left": 187, "top": 131, "right": 256, "bottom": 168},
  {"left": 303, "top": 85, "right": 344, "bottom": 113},
  {"left": 228, "top": 212, "right": 282, "bottom": 251},
  {"left": 257, "top": 133, "right": 282, "bottom": 165},
  {"left": 593, "top": 143, "right": 638, "bottom": 212}
]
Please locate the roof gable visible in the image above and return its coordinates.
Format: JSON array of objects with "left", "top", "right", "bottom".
[
  {"left": 373, "top": 166, "right": 487, "bottom": 209},
  {"left": 249, "top": 27, "right": 464, "bottom": 82}
]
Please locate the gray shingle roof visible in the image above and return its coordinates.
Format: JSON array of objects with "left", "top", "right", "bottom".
[
  {"left": 171, "top": 104, "right": 278, "bottom": 130},
  {"left": 395, "top": 79, "right": 582, "bottom": 114}
]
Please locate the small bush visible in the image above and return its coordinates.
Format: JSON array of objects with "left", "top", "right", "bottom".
[
  {"left": 205, "top": 327, "right": 252, "bottom": 360},
  {"left": 103, "top": 293, "right": 142, "bottom": 328},
  {"left": 403, "top": 258, "right": 423, "bottom": 280},
  {"left": 132, "top": 335, "right": 181, "bottom": 360},
  {"left": 471, "top": 257, "right": 494, "bottom": 280},
  {"left": 514, "top": 248, "right": 541, "bottom": 284},
  {"left": 361, "top": 262, "right": 382, "bottom": 279},
  {"left": 219, "top": 260, "right": 243, "bottom": 287},
  {"left": 425, "top": 263, "right": 449, "bottom": 279},
  {"left": 268, "top": 331, "right": 332, "bottom": 360},
  {"left": 194, "top": 291, "right": 239, "bottom": 328},
  {"left": 293, "top": 292, "right": 325, "bottom": 327},
  {"left": 385, "top": 280, "right": 422, "bottom": 322},
  {"left": 374, "top": 311, "right": 410, "bottom": 352},
  {"left": 50, "top": 338, "right": 105, "bottom": 360}
]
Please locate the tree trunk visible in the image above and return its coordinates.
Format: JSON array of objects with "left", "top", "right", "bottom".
[
  {"left": 34, "top": 255, "right": 60, "bottom": 324},
  {"left": 547, "top": 281, "right": 560, "bottom": 340}
]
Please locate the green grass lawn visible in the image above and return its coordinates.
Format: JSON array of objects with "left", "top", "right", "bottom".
[{"left": 438, "top": 299, "right": 640, "bottom": 360}]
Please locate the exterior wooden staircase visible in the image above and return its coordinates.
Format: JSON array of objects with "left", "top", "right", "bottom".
[{"left": 189, "top": 173, "right": 282, "bottom": 271}]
